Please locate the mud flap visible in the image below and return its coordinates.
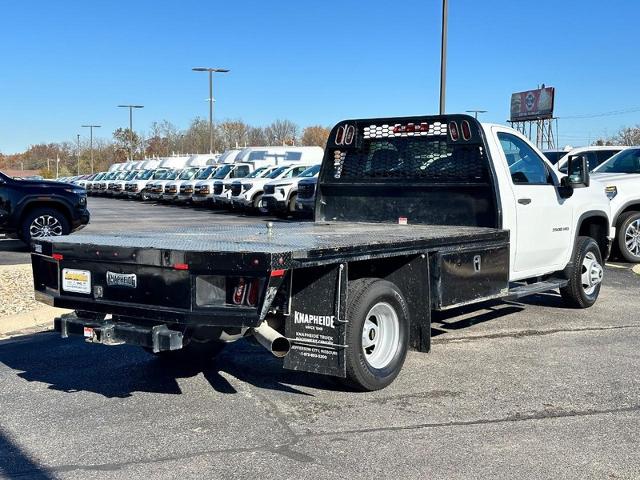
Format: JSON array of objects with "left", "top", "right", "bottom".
[{"left": 284, "top": 263, "right": 347, "bottom": 377}]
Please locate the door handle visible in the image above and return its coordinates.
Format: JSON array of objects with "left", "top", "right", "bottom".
[{"left": 518, "top": 198, "right": 532, "bottom": 205}]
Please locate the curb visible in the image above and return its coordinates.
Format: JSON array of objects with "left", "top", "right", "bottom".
[
  {"left": 0, "top": 305, "right": 71, "bottom": 339},
  {"left": 633, "top": 265, "right": 640, "bottom": 276}
]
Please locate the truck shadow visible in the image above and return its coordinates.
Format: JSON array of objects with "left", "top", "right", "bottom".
[
  {"left": 0, "top": 333, "right": 336, "bottom": 399},
  {"left": 0, "top": 295, "right": 565, "bottom": 399}
]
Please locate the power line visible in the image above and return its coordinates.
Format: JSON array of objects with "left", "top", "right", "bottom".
[{"left": 558, "top": 107, "right": 640, "bottom": 120}]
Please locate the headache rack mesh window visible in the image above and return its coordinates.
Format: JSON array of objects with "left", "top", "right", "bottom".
[{"left": 331, "top": 137, "right": 488, "bottom": 183}]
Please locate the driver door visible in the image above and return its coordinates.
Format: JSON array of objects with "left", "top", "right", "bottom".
[{"left": 496, "top": 130, "right": 573, "bottom": 274}]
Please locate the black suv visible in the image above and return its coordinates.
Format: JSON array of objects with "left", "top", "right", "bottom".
[{"left": 0, "top": 171, "right": 90, "bottom": 243}]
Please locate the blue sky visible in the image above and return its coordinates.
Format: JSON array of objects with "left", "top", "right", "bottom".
[{"left": 1, "top": 0, "right": 638, "bottom": 153}]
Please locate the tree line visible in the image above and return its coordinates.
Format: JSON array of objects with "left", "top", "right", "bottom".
[
  {"left": 594, "top": 125, "right": 640, "bottom": 147},
  {"left": 0, "top": 118, "right": 331, "bottom": 178}
]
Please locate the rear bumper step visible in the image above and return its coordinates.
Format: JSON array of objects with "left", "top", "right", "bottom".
[{"left": 54, "top": 313, "right": 184, "bottom": 353}]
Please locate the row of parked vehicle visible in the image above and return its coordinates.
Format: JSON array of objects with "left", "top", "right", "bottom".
[
  {"left": 57, "top": 143, "right": 640, "bottom": 262},
  {"left": 59, "top": 146, "right": 324, "bottom": 217}
]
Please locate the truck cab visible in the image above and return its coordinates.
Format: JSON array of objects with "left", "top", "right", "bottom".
[{"left": 470, "top": 124, "right": 610, "bottom": 280}]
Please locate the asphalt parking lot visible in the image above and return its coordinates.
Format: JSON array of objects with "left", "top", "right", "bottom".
[{"left": 1, "top": 198, "right": 639, "bottom": 479}]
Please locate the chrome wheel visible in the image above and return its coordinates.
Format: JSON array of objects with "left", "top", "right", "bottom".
[
  {"left": 362, "top": 302, "right": 400, "bottom": 369},
  {"left": 29, "top": 215, "right": 63, "bottom": 238},
  {"left": 581, "top": 251, "right": 603, "bottom": 296},
  {"left": 624, "top": 219, "right": 640, "bottom": 258}
]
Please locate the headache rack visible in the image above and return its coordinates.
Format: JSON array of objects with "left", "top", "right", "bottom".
[{"left": 315, "top": 114, "right": 501, "bottom": 229}]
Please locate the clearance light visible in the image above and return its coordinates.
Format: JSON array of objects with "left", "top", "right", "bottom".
[{"left": 393, "top": 122, "right": 430, "bottom": 134}]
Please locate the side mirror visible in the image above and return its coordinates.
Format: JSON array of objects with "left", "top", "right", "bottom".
[{"left": 561, "top": 154, "right": 590, "bottom": 189}]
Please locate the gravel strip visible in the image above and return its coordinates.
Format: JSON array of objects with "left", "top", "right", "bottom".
[{"left": 0, "top": 264, "right": 40, "bottom": 317}]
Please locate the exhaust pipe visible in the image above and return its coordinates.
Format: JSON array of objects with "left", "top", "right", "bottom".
[{"left": 252, "top": 321, "right": 291, "bottom": 358}]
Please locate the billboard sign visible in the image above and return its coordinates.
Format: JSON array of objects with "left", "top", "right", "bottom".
[{"left": 510, "top": 87, "right": 555, "bottom": 121}]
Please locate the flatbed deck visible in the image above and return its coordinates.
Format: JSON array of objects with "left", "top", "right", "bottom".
[{"left": 40, "top": 221, "right": 509, "bottom": 265}]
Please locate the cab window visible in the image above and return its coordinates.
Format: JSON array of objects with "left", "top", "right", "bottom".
[{"left": 498, "top": 133, "right": 553, "bottom": 185}]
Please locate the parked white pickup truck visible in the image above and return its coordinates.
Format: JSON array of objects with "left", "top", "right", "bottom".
[
  {"left": 592, "top": 147, "right": 640, "bottom": 262},
  {"left": 556, "top": 146, "right": 625, "bottom": 173},
  {"left": 230, "top": 163, "right": 317, "bottom": 211},
  {"left": 261, "top": 164, "right": 321, "bottom": 215}
]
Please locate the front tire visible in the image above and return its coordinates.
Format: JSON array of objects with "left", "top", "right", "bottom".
[
  {"left": 560, "top": 236, "right": 604, "bottom": 308},
  {"left": 20, "top": 207, "right": 70, "bottom": 242},
  {"left": 342, "top": 278, "right": 410, "bottom": 391},
  {"left": 616, "top": 212, "right": 640, "bottom": 263}
]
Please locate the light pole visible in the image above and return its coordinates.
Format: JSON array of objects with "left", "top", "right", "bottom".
[
  {"left": 81, "top": 125, "right": 101, "bottom": 174},
  {"left": 192, "top": 67, "right": 230, "bottom": 153},
  {"left": 117, "top": 104, "right": 144, "bottom": 162},
  {"left": 466, "top": 110, "right": 487, "bottom": 119},
  {"left": 439, "top": 0, "right": 448, "bottom": 115},
  {"left": 76, "top": 134, "right": 81, "bottom": 175}
]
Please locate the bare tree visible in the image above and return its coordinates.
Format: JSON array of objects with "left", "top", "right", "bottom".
[
  {"left": 265, "top": 119, "right": 299, "bottom": 145},
  {"left": 613, "top": 125, "right": 640, "bottom": 146},
  {"left": 247, "top": 126, "right": 268, "bottom": 146},
  {"left": 219, "top": 119, "right": 249, "bottom": 150},
  {"left": 183, "top": 117, "right": 214, "bottom": 154}
]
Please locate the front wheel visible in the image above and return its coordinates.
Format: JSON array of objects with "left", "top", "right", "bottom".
[
  {"left": 20, "top": 207, "right": 70, "bottom": 242},
  {"left": 560, "top": 236, "right": 604, "bottom": 308},
  {"left": 342, "top": 278, "right": 410, "bottom": 391},
  {"left": 616, "top": 212, "right": 640, "bottom": 263}
]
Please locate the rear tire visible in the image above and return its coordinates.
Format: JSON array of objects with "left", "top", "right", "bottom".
[
  {"left": 342, "top": 278, "right": 410, "bottom": 391},
  {"left": 560, "top": 236, "right": 603, "bottom": 308},
  {"left": 616, "top": 211, "right": 640, "bottom": 263}
]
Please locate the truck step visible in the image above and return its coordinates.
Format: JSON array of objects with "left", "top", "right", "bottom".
[{"left": 505, "top": 279, "right": 568, "bottom": 300}]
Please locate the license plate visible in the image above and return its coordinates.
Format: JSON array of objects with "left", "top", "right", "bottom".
[
  {"left": 62, "top": 269, "right": 92, "bottom": 294},
  {"left": 106, "top": 271, "right": 137, "bottom": 288}
]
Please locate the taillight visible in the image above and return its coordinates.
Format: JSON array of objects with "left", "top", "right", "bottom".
[
  {"left": 246, "top": 278, "right": 261, "bottom": 307},
  {"left": 232, "top": 278, "right": 246, "bottom": 305},
  {"left": 461, "top": 120, "right": 472, "bottom": 141},
  {"left": 449, "top": 121, "right": 459, "bottom": 141},
  {"left": 52, "top": 253, "right": 64, "bottom": 261}
]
